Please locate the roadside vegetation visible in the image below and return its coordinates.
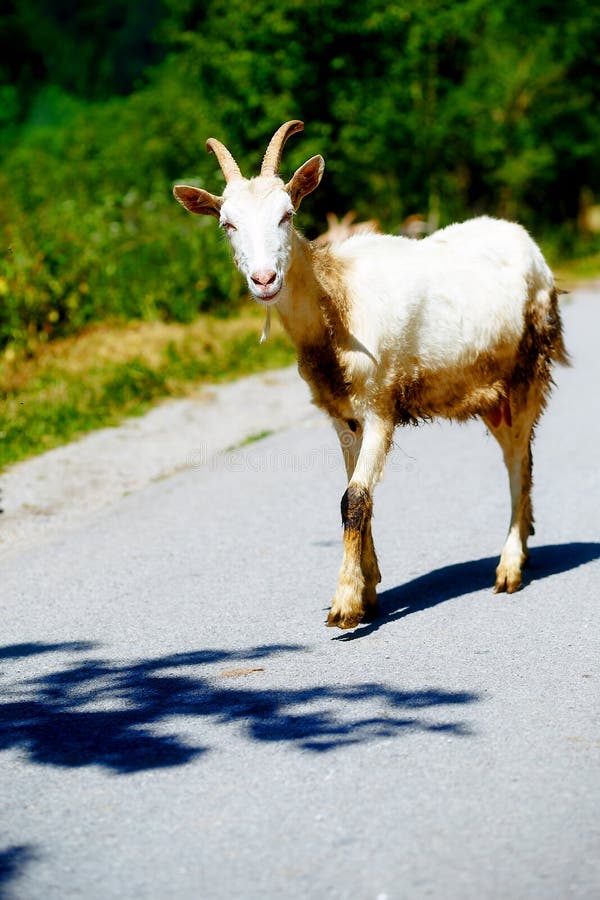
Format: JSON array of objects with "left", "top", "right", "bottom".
[
  {"left": 0, "top": 309, "right": 294, "bottom": 470},
  {"left": 1, "top": 0, "right": 599, "bottom": 470}
]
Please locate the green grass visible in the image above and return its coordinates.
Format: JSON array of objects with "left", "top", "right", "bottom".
[
  {"left": 225, "top": 430, "right": 275, "bottom": 452},
  {"left": 551, "top": 251, "right": 600, "bottom": 289},
  {"left": 540, "top": 233, "right": 600, "bottom": 290},
  {"left": 0, "top": 310, "right": 295, "bottom": 471}
]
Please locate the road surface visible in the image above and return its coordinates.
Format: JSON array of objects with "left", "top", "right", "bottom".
[{"left": 1, "top": 287, "right": 599, "bottom": 899}]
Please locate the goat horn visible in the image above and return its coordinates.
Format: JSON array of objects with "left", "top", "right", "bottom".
[
  {"left": 261, "top": 120, "right": 304, "bottom": 177},
  {"left": 206, "top": 138, "right": 243, "bottom": 183}
]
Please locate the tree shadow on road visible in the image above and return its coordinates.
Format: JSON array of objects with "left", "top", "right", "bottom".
[
  {"left": 0, "top": 642, "right": 480, "bottom": 774},
  {"left": 336, "top": 541, "right": 600, "bottom": 640},
  {"left": 0, "top": 641, "right": 96, "bottom": 661},
  {"left": 0, "top": 844, "right": 37, "bottom": 899}
]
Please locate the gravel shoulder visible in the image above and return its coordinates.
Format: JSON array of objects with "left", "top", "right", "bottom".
[{"left": 0, "top": 365, "right": 320, "bottom": 559}]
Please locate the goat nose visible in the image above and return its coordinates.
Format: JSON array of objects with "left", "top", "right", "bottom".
[{"left": 251, "top": 270, "right": 277, "bottom": 287}]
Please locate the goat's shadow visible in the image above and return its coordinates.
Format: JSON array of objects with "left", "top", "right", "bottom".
[{"left": 335, "top": 541, "right": 600, "bottom": 640}]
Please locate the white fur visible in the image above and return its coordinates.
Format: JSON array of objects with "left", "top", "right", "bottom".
[{"left": 331, "top": 217, "right": 552, "bottom": 371}]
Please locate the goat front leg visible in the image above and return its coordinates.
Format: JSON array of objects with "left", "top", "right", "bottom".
[
  {"left": 327, "top": 416, "right": 392, "bottom": 629},
  {"left": 333, "top": 418, "right": 382, "bottom": 600}
]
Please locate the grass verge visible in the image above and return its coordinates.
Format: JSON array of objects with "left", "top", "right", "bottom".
[
  {"left": 0, "top": 305, "right": 295, "bottom": 471},
  {"left": 551, "top": 252, "right": 600, "bottom": 290}
]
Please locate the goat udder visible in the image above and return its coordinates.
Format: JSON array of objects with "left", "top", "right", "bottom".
[{"left": 488, "top": 398, "right": 512, "bottom": 429}]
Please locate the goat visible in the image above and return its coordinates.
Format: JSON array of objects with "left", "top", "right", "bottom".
[
  {"left": 400, "top": 213, "right": 434, "bottom": 238},
  {"left": 173, "top": 120, "right": 568, "bottom": 630},
  {"left": 313, "top": 211, "right": 381, "bottom": 247}
]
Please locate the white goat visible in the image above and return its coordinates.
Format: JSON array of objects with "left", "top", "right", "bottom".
[
  {"left": 313, "top": 211, "right": 381, "bottom": 247},
  {"left": 174, "top": 120, "right": 568, "bottom": 630}
]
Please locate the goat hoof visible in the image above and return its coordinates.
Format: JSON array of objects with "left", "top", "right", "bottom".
[
  {"left": 326, "top": 608, "right": 364, "bottom": 630},
  {"left": 493, "top": 568, "right": 522, "bottom": 594}
]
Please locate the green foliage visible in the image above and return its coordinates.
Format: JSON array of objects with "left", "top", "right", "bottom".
[
  {"left": 177, "top": 0, "right": 600, "bottom": 227},
  {"left": 0, "top": 69, "right": 247, "bottom": 350},
  {"left": 1, "top": 0, "right": 599, "bottom": 354},
  {"left": 0, "top": 0, "right": 173, "bottom": 111}
]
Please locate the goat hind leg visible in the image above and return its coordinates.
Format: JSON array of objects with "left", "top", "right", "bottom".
[{"left": 485, "top": 402, "right": 537, "bottom": 593}]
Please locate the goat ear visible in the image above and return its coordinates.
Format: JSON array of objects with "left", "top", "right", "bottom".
[
  {"left": 286, "top": 155, "right": 325, "bottom": 210},
  {"left": 173, "top": 185, "right": 223, "bottom": 219}
]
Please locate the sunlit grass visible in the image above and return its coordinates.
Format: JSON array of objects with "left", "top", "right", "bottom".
[
  {"left": 551, "top": 251, "right": 600, "bottom": 292},
  {"left": 0, "top": 305, "right": 295, "bottom": 471},
  {"left": 225, "top": 430, "right": 275, "bottom": 452}
]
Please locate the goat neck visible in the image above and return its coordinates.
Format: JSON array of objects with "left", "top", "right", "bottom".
[{"left": 276, "top": 230, "right": 348, "bottom": 350}]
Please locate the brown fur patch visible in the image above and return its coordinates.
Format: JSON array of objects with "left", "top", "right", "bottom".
[
  {"left": 277, "top": 234, "right": 355, "bottom": 419},
  {"left": 514, "top": 287, "right": 570, "bottom": 381},
  {"left": 382, "top": 350, "right": 513, "bottom": 426},
  {"left": 298, "top": 340, "right": 351, "bottom": 418},
  {"left": 310, "top": 244, "right": 352, "bottom": 334},
  {"left": 293, "top": 242, "right": 356, "bottom": 418},
  {"left": 508, "top": 285, "right": 570, "bottom": 425}
]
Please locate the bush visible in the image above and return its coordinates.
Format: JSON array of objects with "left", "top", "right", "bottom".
[{"left": 0, "top": 71, "right": 245, "bottom": 351}]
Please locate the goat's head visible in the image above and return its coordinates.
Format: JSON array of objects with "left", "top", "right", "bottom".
[{"left": 173, "top": 121, "right": 324, "bottom": 304}]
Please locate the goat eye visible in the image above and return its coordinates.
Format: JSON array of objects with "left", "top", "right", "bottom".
[
  {"left": 279, "top": 212, "right": 293, "bottom": 227},
  {"left": 222, "top": 222, "right": 237, "bottom": 233}
]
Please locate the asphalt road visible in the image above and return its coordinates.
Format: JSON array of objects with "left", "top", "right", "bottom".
[{"left": 1, "top": 287, "right": 599, "bottom": 899}]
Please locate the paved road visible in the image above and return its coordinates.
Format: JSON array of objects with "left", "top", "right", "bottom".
[{"left": 1, "top": 288, "right": 599, "bottom": 899}]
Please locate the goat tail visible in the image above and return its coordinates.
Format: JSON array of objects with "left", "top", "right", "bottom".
[{"left": 549, "top": 285, "right": 571, "bottom": 367}]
